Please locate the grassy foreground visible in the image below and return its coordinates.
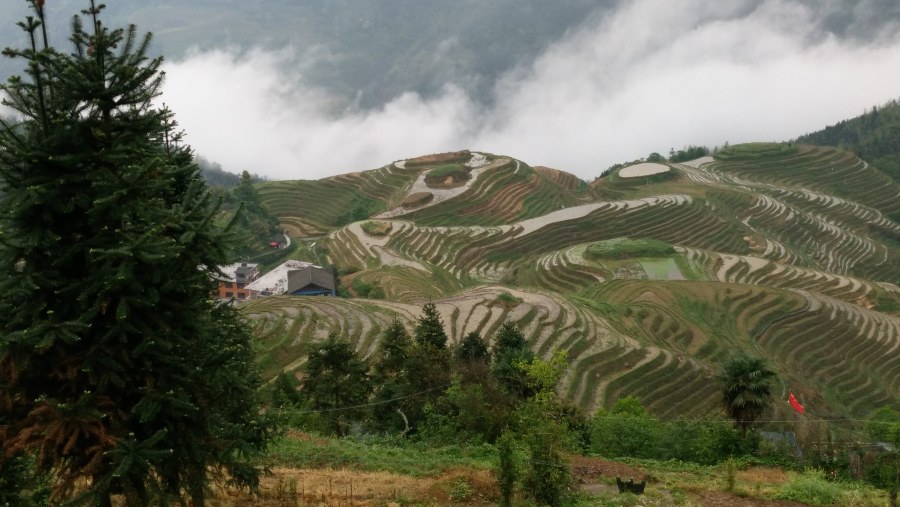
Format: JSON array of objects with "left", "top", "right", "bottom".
[{"left": 211, "top": 432, "right": 889, "bottom": 506}]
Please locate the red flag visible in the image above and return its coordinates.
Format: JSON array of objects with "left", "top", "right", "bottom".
[{"left": 789, "top": 391, "right": 804, "bottom": 414}]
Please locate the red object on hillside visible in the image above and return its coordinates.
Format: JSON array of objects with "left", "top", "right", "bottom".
[{"left": 788, "top": 391, "right": 804, "bottom": 414}]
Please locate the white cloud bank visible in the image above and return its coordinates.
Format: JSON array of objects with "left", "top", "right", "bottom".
[{"left": 162, "top": 0, "right": 900, "bottom": 181}]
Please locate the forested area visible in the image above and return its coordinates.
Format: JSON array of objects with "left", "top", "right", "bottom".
[{"left": 798, "top": 99, "right": 900, "bottom": 184}]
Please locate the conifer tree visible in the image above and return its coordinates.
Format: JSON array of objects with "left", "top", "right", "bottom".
[
  {"left": 455, "top": 331, "right": 489, "bottom": 363},
  {"left": 374, "top": 317, "right": 412, "bottom": 380},
  {"left": 491, "top": 321, "right": 535, "bottom": 398},
  {"left": 392, "top": 303, "right": 450, "bottom": 433},
  {"left": 370, "top": 318, "right": 413, "bottom": 430},
  {"left": 299, "top": 333, "right": 370, "bottom": 436},
  {"left": 414, "top": 301, "right": 448, "bottom": 349},
  {"left": 0, "top": 2, "right": 273, "bottom": 504}
]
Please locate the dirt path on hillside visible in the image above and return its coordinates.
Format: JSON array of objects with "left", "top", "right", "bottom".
[{"left": 375, "top": 154, "right": 506, "bottom": 218}]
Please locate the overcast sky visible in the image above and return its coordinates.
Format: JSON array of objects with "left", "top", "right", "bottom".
[{"left": 6, "top": 0, "right": 900, "bottom": 181}]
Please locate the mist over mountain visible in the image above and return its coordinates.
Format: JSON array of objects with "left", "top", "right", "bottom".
[
  {"left": 3, "top": 1, "right": 900, "bottom": 180},
  {"left": 1, "top": 0, "right": 605, "bottom": 107}
]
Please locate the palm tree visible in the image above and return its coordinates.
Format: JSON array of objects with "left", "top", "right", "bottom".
[{"left": 721, "top": 353, "right": 777, "bottom": 438}]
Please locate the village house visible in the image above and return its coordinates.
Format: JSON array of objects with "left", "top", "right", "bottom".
[
  {"left": 215, "top": 262, "right": 260, "bottom": 301},
  {"left": 245, "top": 260, "right": 336, "bottom": 297},
  {"left": 286, "top": 266, "right": 336, "bottom": 296}
]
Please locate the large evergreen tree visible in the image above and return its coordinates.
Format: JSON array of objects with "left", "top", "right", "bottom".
[
  {"left": 370, "top": 318, "right": 412, "bottom": 431},
  {"left": 374, "top": 317, "right": 412, "bottom": 380},
  {"left": 0, "top": 2, "right": 273, "bottom": 504},
  {"left": 455, "top": 330, "right": 489, "bottom": 363},
  {"left": 414, "top": 301, "right": 448, "bottom": 349},
  {"left": 299, "top": 333, "right": 371, "bottom": 436}
]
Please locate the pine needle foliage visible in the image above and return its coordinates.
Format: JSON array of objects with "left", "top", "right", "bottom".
[
  {"left": 414, "top": 302, "right": 448, "bottom": 349},
  {"left": 0, "top": 2, "right": 274, "bottom": 505},
  {"left": 299, "top": 333, "right": 371, "bottom": 437}
]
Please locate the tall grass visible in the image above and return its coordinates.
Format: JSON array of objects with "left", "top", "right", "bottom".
[
  {"left": 775, "top": 469, "right": 843, "bottom": 505},
  {"left": 269, "top": 434, "right": 495, "bottom": 477}
]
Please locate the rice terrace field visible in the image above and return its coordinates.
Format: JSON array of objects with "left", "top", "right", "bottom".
[{"left": 241, "top": 144, "right": 900, "bottom": 505}]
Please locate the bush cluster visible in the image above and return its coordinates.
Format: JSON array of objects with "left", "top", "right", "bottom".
[{"left": 589, "top": 396, "right": 750, "bottom": 465}]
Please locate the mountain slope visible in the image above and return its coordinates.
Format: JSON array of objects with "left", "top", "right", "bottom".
[
  {"left": 246, "top": 143, "right": 900, "bottom": 427},
  {"left": 797, "top": 98, "right": 900, "bottom": 186}
]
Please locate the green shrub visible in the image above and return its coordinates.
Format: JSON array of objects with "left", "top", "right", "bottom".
[
  {"left": 590, "top": 397, "right": 662, "bottom": 459},
  {"left": 335, "top": 196, "right": 378, "bottom": 225},
  {"left": 591, "top": 398, "right": 748, "bottom": 464},
  {"left": 351, "top": 276, "right": 384, "bottom": 299},
  {"left": 495, "top": 291, "right": 523, "bottom": 307},
  {"left": 723, "top": 457, "right": 737, "bottom": 492},
  {"left": 361, "top": 220, "right": 392, "bottom": 236},
  {"left": 775, "top": 469, "right": 843, "bottom": 505}
]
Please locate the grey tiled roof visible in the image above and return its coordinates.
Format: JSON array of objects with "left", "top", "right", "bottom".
[{"left": 286, "top": 267, "right": 335, "bottom": 294}]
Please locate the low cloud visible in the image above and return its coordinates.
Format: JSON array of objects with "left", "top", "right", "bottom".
[{"left": 162, "top": 0, "right": 900, "bottom": 181}]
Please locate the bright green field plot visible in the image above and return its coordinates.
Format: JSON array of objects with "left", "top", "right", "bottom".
[
  {"left": 585, "top": 238, "right": 675, "bottom": 260},
  {"left": 639, "top": 258, "right": 685, "bottom": 280}
]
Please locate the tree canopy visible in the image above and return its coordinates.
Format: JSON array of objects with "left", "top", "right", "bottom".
[
  {"left": 299, "top": 333, "right": 371, "bottom": 436},
  {"left": 720, "top": 354, "right": 777, "bottom": 438},
  {"left": 414, "top": 301, "right": 448, "bottom": 349},
  {"left": 0, "top": 2, "right": 273, "bottom": 504}
]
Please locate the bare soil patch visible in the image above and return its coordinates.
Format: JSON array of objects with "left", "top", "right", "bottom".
[
  {"left": 620, "top": 162, "right": 670, "bottom": 178},
  {"left": 738, "top": 467, "right": 790, "bottom": 484},
  {"left": 571, "top": 455, "right": 645, "bottom": 482},
  {"left": 402, "top": 191, "right": 433, "bottom": 208}
]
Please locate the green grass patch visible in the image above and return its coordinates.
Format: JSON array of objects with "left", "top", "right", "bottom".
[
  {"left": 425, "top": 163, "right": 468, "bottom": 184},
  {"left": 673, "top": 254, "right": 709, "bottom": 281},
  {"left": 639, "top": 258, "right": 685, "bottom": 280},
  {"left": 495, "top": 291, "right": 523, "bottom": 307},
  {"left": 586, "top": 238, "right": 675, "bottom": 260},
  {"left": 268, "top": 434, "right": 495, "bottom": 477},
  {"left": 873, "top": 292, "right": 900, "bottom": 315},
  {"left": 714, "top": 142, "right": 797, "bottom": 161},
  {"left": 774, "top": 469, "right": 844, "bottom": 505},
  {"left": 350, "top": 275, "right": 384, "bottom": 299}
]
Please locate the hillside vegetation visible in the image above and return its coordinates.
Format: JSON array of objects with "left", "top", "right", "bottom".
[
  {"left": 246, "top": 146, "right": 900, "bottom": 427},
  {"left": 798, "top": 99, "right": 900, "bottom": 185}
]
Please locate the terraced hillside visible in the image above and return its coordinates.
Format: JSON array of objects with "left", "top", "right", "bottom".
[{"left": 247, "top": 143, "right": 900, "bottom": 427}]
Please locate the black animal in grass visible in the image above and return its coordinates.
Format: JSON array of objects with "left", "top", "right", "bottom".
[{"left": 616, "top": 477, "right": 646, "bottom": 495}]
